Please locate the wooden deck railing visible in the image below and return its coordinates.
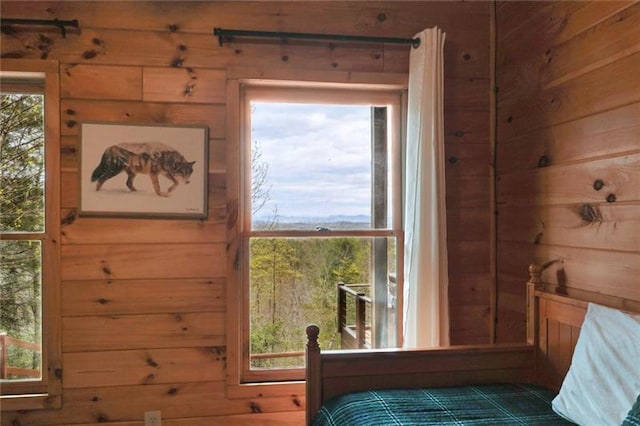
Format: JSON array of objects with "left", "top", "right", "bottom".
[
  {"left": 337, "top": 283, "right": 372, "bottom": 349},
  {"left": 0, "top": 333, "right": 41, "bottom": 379}
]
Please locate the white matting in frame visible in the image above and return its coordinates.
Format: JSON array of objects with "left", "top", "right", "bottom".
[{"left": 80, "top": 122, "right": 209, "bottom": 219}]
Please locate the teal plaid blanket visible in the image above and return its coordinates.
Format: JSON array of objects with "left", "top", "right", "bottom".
[{"left": 311, "top": 383, "right": 574, "bottom": 425}]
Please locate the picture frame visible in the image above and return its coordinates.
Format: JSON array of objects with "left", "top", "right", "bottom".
[{"left": 79, "top": 122, "right": 209, "bottom": 219}]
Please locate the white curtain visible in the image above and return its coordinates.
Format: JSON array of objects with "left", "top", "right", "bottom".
[{"left": 403, "top": 27, "right": 450, "bottom": 348}]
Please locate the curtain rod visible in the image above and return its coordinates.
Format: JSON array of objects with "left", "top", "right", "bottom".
[
  {"left": 1, "top": 18, "right": 79, "bottom": 38},
  {"left": 213, "top": 27, "right": 420, "bottom": 48}
]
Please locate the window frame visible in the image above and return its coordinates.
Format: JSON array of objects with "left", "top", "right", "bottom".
[
  {"left": 0, "top": 59, "right": 62, "bottom": 411},
  {"left": 228, "top": 77, "right": 405, "bottom": 386}
]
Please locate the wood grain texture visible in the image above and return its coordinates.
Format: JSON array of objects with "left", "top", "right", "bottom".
[
  {"left": 62, "top": 279, "right": 225, "bottom": 316},
  {"left": 495, "top": 1, "right": 640, "bottom": 344},
  {"left": 63, "top": 347, "right": 226, "bottom": 388},
  {"left": 0, "top": 0, "right": 491, "bottom": 422},
  {"left": 63, "top": 312, "right": 226, "bottom": 352}
]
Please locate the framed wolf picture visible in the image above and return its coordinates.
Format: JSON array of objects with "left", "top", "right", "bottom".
[{"left": 80, "top": 122, "right": 209, "bottom": 219}]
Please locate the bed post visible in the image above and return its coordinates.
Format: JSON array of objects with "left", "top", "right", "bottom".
[
  {"left": 526, "top": 263, "right": 543, "bottom": 345},
  {"left": 306, "top": 324, "right": 321, "bottom": 425}
]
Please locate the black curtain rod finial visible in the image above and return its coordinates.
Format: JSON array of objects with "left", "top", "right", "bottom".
[{"left": 0, "top": 18, "right": 79, "bottom": 38}]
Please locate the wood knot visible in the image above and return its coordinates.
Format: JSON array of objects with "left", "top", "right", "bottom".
[
  {"left": 61, "top": 210, "right": 77, "bottom": 225},
  {"left": 167, "top": 387, "right": 178, "bottom": 395},
  {"left": 593, "top": 179, "right": 605, "bottom": 191},
  {"left": 146, "top": 357, "right": 159, "bottom": 368},
  {"left": 463, "top": 53, "right": 471, "bottom": 61},
  {"left": 454, "top": 130, "right": 465, "bottom": 137},
  {"left": 577, "top": 204, "right": 602, "bottom": 223},
  {"left": 281, "top": 55, "right": 289, "bottom": 62},
  {"left": 97, "top": 298, "right": 111, "bottom": 305},
  {"left": 168, "top": 24, "right": 179, "bottom": 32},
  {"left": 534, "top": 231, "right": 543, "bottom": 244},
  {"left": 377, "top": 13, "right": 387, "bottom": 22},
  {"left": 606, "top": 193, "right": 617, "bottom": 203},
  {"left": 537, "top": 154, "right": 550, "bottom": 168},
  {"left": 448, "top": 156, "right": 458, "bottom": 164},
  {"left": 250, "top": 401, "right": 262, "bottom": 413},
  {"left": 82, "top": 50, "right": 99, "bottom": 60},
  {"left": 171, "top": 57, "right": 184, "bottom": 67},
  {"left": 507, "top": 116, "right": 513, "bottom": 123}
]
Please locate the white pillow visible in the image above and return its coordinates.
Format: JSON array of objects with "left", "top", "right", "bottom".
[{"left": 552, "top": 303, "right": 640, "bottom": 425}]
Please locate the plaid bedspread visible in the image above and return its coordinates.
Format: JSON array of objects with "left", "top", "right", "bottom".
[{"left": 311, "top": 383, "right": 575, "bottom": 425}]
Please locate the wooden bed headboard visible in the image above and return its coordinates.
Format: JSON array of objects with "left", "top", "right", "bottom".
[{"left": 305, "top": 263, "right": 639, "bottom": 424}]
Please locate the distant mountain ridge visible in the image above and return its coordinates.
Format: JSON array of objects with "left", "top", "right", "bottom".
[{"left": 254, "top": 214, "right": 370, "bottom": 224}]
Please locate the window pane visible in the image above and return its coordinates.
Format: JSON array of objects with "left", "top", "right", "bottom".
[
  {"left": 249, "top": 236, "right": 397, "bottom": 370},
  {"left": 0, "top": 93, "right": 45, "bottom": 233},
  {"left": 251, "top": 102, "right": 375, "bottom": 231},
  {"left": 0, "top": 240, "right": 42, "bottom": 381}
]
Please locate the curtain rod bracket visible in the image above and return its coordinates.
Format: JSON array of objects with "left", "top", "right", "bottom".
[
  {"left": 213, "top": 27, "right": 420, "bottom": 48},
  {"left": 1, "top": 18, "right": 79, "bottom": 38}
]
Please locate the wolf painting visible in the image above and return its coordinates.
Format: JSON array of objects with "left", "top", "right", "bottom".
[{"left": 91, "top": 142, "right": 196, "bottom": 197}]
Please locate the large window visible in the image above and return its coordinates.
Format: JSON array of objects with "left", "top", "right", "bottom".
[
  {"left": 240, "top": 84, "right": 403, "bottom": 382},
  {"left": 1, "top": 61, "right": 61, "bottom": 410}
]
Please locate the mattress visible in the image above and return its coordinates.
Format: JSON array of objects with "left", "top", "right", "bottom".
[{"left": 311, "top": 383, "right": 575, "bottom": 425}]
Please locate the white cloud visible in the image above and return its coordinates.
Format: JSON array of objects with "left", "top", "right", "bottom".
[{"left": 252, "top": 103, "right": 374, "bottom": 218}]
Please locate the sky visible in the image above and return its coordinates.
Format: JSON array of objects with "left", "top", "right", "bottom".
[{"left": 251, "top": 102, "right": 374, "bottom": 222}]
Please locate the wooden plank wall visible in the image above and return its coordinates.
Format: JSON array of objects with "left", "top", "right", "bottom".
[
  {"left": 0, "top": 1, "right": 490, "bottom": 424},
  {"left": 495, "top": 1, "right": 640, "bottom": 342}
]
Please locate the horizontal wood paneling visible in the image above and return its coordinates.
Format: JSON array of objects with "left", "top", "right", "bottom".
[
  {"left": 1, "top": 0, "right": 490, "bottom": 423},
  {"left": 497, "top": 102, "right": 640, "bottom": 174},
  {"left": 541, "top": 3, "right": 640, "bottom": 88},
  {"left": 143, "top": 68, "right": 227, "bottom": 104},
  {"left": 63, "top": 312, "right": 226, "bottom": 352},
  {"left": 495, "top": 1, "right": 640, "bottom": 343},
  {"left": 61, "top": 243, "right": 225, "bottom": 280},
  {"left": 60, "top": 100, "right": 226, "bottom": 137},
  {"left": 498, "top": 153, "right": 640, "bottom": 206},
  {"left": 498, "top": 51, "right": 640, "bottom": 140},
  {"left": 2, "top": 382, "right": 303, "bottom": 425},
  {"left": 499, "top": 203, "right": 640, "bottom": 252},
  {"left": 63, "top": 347, "right": 226, "bottom": 388},
  {"left": 62, "top": 279, "right": 225, "bottom": 316},
  {"left": 61, "top": 64, "right": 142, "bottom": 100},
  {"left": 61, "top": 215, "right": 227, "bottom": 244}
]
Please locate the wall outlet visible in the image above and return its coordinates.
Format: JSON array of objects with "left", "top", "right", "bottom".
[{"left": 144, "top": 411, "right": 161, "bottom": 426}]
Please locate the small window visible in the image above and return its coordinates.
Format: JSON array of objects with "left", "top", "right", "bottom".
[
  {"left": 1, "top": 62, "right": 61, "bottom": 410},
  {"left": 240, "top": 85, "right": 403, "bottom": 382}
]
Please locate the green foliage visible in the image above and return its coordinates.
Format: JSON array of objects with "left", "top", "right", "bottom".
[
  {"left": 1, "top": 93, "right": 45, "bottom": 232},
  {"left": 0, "top": 92, "right": 45, "bottom": 377},
  {"left": 249, "top": 236, "right": 371, "bottom": 368}
]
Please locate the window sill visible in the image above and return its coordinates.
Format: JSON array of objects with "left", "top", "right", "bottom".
[
  {"left": 226, "top": 381, "right": 304, "bottom": 400},
  {"left": 0, "top": 393, "right": 61, "bottom": 411}
]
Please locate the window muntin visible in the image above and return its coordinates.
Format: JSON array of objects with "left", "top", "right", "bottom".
[
  {"left": 1, "top": 63, "right": 61, "bottom": 410},
  {"left": 241, "top": 85, "right": 403, "bottom": 382}
]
